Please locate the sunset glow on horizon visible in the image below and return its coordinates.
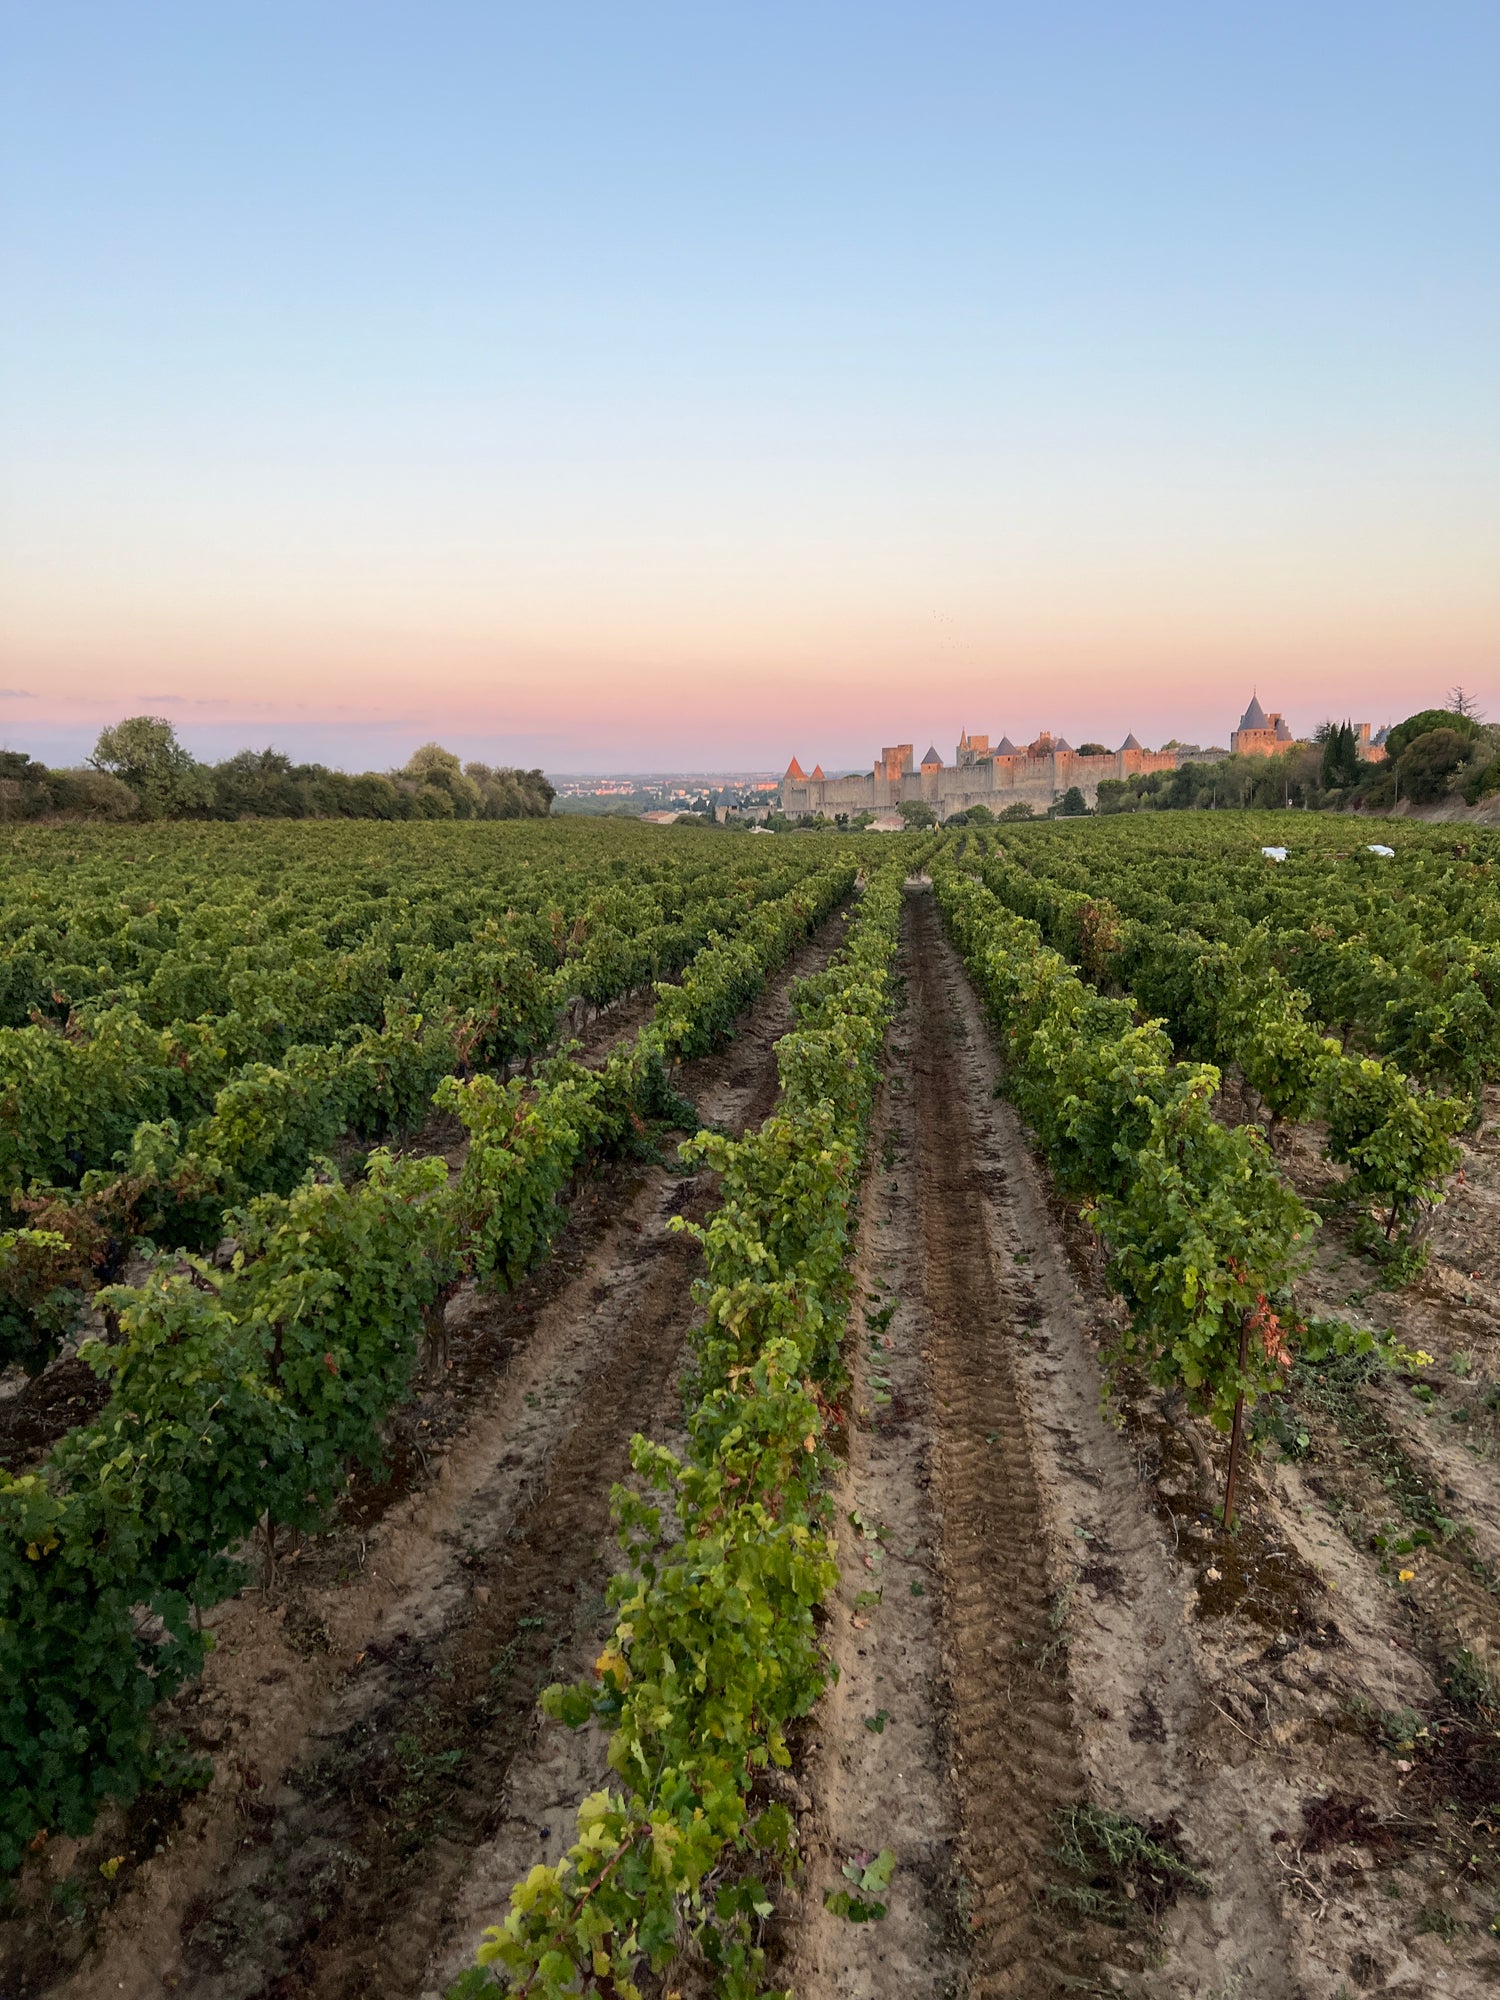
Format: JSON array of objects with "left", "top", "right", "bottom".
[{"left": 3, "top": 4, "right": 1497, "bottom": 773}]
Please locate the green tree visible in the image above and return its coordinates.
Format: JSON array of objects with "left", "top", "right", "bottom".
[
  {"left": 1383, "top": 707, "right": 1480, "bottom": 762},
  {"left": 400, "top": 742, "right": 483, "bottom": 817},
  {"left": 464, "top": 761, "right": 555, "bottom": 819},
  {"left": 1395, "top": 727, "right": 1473, "bottom": 803},
  {"left": 1321, "top": 719, "right": 1360, "bottom": 790},
  {"left": 210, "top": 747, "right": 304, "bottom": 818},
  {"left": 897, "top": 800, "right": 936, "bottom": 827},
  {"left": 1053, "top": 786, "right": 1089, "bottom": 816},
  {"left": 89, "top": 716, "right": 212, "bottom": 819}
]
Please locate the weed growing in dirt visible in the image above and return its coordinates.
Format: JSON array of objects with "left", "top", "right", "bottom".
[
  {"left": 1413, "top": 1902, "right": 1468, "bottom": 1940},
  {"left": 1351, "top": 1215, "right": 1431, "bottom": 1286},
  {"left": 824, "top": 1846, "right": 895, "bottom": 1922},
  {"left": 1049, "top": 1805, "right": 1209, "bottom": 1927},
  {"left": 1251, "top": 1399, "right": 1311, "bottom": 1460},
  {"left": 1293, "top": 1346, "right": 1499, "bottom": 1593}
]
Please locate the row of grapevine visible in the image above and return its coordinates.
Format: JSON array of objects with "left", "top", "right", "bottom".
[
  {"left": 451, "top": 851, "right": 928, "bottom": 1998},
  {"left": 934, "top": 852, "right": 1315, "bottom": 1424},
  {"left": 1, "top": 839, "right": 840, "bottom": 1192},
  {"left": 927, "top": 853, "right": 1422, "bottom": 1539},
  {"left": 0, "top": 818, "right": 827, "bottom": 1024},
  {"left": 987, "top": 815, "right": 1500, "bottom": 1096},
  {"left": 973, "top": 846, "right": 1466, "bottom": 1253},
  {"left": 0, "top": 856, "right": 865, "bottom": 1873},
  {"left": 1, "top": 854, "right": 857, "bottom": 1372}
]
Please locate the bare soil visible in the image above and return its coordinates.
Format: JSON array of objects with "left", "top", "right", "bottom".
[{"left": 0, "top": 1355, "right": 112, "bottom": 1472}]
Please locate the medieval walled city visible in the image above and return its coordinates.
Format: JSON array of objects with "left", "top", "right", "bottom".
[{"left": 781, "top": 698, "right": 1386, "bottom": 817}]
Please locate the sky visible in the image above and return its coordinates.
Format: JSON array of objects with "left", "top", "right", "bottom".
[{"left": 2, "top": 3, "right": 1497, "bottom": 774}]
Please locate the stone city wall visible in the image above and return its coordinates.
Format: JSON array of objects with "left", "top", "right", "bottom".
[{"left": 782, "top": 738, "right": 1180, "bottom": 816}]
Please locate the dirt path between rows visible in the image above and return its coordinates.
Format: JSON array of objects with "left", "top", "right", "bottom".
[
  {"left": 782, "top": 886, "right": 1358, "bottom": 2000},
  {"left": 907, "top": 884, "right": 1095, "bottom": 1996},
  {"left": 5, "top": 911, "right": 852, "bottom": 2000}
]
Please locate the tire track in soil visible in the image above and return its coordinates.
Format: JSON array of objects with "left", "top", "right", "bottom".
[
  {"left": 19, "top": 913, "right": 850, "bottom": 2000},
  {"left": 907, "top": 885, "right": 1091, "bottom": 1999}
]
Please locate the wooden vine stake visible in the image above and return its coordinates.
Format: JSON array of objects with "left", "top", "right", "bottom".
[{"left": 1221, "top": 1308, "right": 1252, "bottom": 1529}]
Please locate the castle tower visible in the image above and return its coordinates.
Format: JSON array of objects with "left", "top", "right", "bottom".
[{"left": 1230, "top": 697, "right": 1284, "bottom": 758}]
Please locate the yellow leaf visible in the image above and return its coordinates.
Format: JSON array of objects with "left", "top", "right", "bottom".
[
  {"left": 99, "top": 1855, "right": 124, "bottom": 1880},
  {"left": 1398, "top": 1569, "right": 1415, "bottom": 1583},
  {"left": 650, "top": 1817, "right": 681, "bottom": 1873},
  {"left": 511, "top": 1862, "right": 561, "bottom": 1913}
]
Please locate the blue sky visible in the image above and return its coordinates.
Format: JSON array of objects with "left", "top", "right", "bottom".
[{"left": 2, "top": 3, "right": 1496, "bottom": 770}]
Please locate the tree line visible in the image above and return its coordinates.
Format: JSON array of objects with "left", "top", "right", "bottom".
[{"left": 0, "top": 716, "right": 554, "bottom": 823}]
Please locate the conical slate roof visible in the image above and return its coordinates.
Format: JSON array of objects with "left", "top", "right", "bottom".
[
  {"left": 920, "top": 745, "right": 942, "bottom": 767},
  {"left": 1238, "top": 695, "right": 1269, "bottom": 731},
  {"left": 784, "top": 756, "right": 806, "bottom": 782},
  {"left": 1052, "top": 737, "right": 1073, "bottom": 754},
  {"left": 1274, "top": 718, "right": 1292, "bottom": 741},
  {"left": 994, "top": 735, "right": 1018, "bottom": 755},
  {"left": 1119, "top": 731, "right": 1142, "bottom": 751}
]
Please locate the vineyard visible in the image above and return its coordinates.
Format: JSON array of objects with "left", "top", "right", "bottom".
[{"left": 3, "top": 812, "right": 1500, "bottom": 1998}]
